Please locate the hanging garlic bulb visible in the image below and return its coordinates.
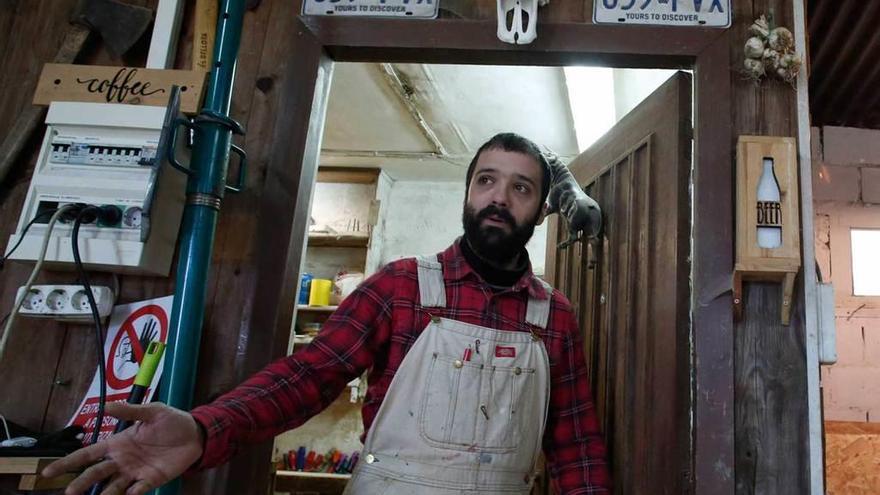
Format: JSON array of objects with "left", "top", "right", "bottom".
[
  {"left": 742, "top": 14, "right": 801, "bottom": 86},
  {"left": 744, "top": 37, "right": 765, "bottom": 59},
  {"left": 768, "top": 27, "right": 794, "bottom": 52},
  {"left": 744, "top": 58, "right": 766, "bottom": 80},
  {"left": 762, "top": 48, "right": 781, "bottom": 69},
  {"left": 749, "top": 15, "right": 770, "bottom": 38},
  {"left": 778, "top": 52, "right": 802, "bottom": 81}
]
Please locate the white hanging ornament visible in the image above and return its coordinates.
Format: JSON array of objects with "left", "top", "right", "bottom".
[{"left": 497, "top": 0, "right": 539, "bottom": 45}]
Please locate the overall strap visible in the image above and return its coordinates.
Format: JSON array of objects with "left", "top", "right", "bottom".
[
  {"left": 525, "top": 279, "right": 553, "bottom": 329},
  {"left": 416, "top": 254, "right": 446, "bottom": 308}
]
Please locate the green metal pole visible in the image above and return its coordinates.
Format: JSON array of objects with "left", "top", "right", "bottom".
[{"left": 155, "top": 1, "right": 245, "bottom": 493}]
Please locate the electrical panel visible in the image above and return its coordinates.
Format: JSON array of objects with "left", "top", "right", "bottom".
[{"left": 4, "top": 101, "right": 187, "bottom": 275}]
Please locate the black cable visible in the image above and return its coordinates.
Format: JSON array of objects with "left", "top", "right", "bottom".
[
  {"left": 72, "top": 207, "right": 106, "bottom": 445},
  {"left": 0, "top": 208, "right": 59, "bottom": 268}
]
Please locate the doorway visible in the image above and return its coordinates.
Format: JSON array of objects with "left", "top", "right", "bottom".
[
  {"left": 258, "top": 15, "right": 734, "bottom": 495},
  {"left": 274, "top": 59, "right": 693, "bottom": 495}
]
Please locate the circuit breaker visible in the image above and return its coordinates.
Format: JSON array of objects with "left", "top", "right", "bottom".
[{"left": 4, "top": 100, "right": 187, "bottom": 275}]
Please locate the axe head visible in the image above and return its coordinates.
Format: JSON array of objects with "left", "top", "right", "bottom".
[{"left": 72, "top": 0, "right": 153, "bottom": 57}]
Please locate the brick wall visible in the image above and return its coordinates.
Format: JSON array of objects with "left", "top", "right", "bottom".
[{"left": 813, "top": 126, "right": 880, "bottom": 204}]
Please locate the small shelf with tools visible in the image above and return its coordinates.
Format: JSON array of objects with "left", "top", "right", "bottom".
[
  {"left": 274, "top": 167, "right": 390, "bottom": 495},
  {"left": 274, "top": 470, "right": 352, "bottom": 493},
  {"left": 292, "top": 306, "right": 338, "bottom": 347},
  {"left": 307, "top": 232, "right": 370, "bottom": 248},
  {"left": 296, "top": 305, "right": 339, "bottom": 313}
]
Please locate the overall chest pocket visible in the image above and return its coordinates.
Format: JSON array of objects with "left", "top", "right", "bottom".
[{"left": 419, "top": 353, "right": 536, "bottom": 453}]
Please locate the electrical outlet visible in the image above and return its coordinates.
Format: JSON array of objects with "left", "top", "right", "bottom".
[{"left": 15, "top": 284, "right": 114, "bottom": 322}]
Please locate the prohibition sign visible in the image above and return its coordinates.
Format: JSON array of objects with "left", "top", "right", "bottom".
[{"left": 106, "top": 304, "right": 168, "bottom": 390}]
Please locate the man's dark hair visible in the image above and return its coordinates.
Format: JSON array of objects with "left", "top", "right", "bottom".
[{"left": 465, "top": 133, "right": 551, "bottom": 206}]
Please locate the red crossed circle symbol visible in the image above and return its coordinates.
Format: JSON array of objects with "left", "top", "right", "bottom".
[{"left": 106, "top": 305, "right": 168, "bottom": 390}]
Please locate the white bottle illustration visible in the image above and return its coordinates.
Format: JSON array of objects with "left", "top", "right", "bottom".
[{"left": 756, "top": 157, "right": 782, "bottom": 248}]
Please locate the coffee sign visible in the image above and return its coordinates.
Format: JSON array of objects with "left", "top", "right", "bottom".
[{"left": 34, "top": 64, "right": 207, "bottom": 114}]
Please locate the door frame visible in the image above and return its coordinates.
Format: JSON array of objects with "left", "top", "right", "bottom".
[{"left": 257, "top": 9, "right": 734, "bottom": 494}]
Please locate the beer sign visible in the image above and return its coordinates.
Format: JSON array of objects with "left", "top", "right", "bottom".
[{"left": 734, "top": 136, "right": 801, "bottom": 325}]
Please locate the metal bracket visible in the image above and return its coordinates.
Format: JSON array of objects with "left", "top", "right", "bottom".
[{"left": 166, "top": 110, "right": 247, "bottom": 193}]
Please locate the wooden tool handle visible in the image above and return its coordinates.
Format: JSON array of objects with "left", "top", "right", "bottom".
[{"left": 193, "top": 0, "right": 218, "bottom": 71}]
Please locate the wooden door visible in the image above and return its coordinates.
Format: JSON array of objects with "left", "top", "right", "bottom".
[{"left": 545, "top": 72, "right": 693, "bottom": 495}]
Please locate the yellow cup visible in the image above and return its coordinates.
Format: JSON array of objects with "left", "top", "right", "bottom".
[{"left": 308, "top": 279, "right": 332, "bottom": 306}]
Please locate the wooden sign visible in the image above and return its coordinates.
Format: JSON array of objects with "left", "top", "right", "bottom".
[
  {"left": 734, "top": 135, "right": 801, "bottom": 325},
  {"left": 33, "top": 64, "right": 207, "bottom": 114}
]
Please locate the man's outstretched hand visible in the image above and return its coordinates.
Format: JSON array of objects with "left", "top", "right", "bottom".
[{"left": 42, "top": 402, "right": 204, "bottom": 495}]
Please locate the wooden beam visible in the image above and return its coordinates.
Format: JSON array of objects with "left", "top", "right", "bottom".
[
  {"left": 794, "top": 0, "right": 825, "bottom": 488},
  {"left": 301, "top": 15, "right": 724, "bottom": 66},
  {"left": 693, "top": 30, "right": 735, "bottom": 495},
  {"left": 204, "top": 14, "right": 333, "bottom": 495}
]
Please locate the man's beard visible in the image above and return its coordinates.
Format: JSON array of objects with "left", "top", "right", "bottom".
[{"left": 462, "top": 203, "right": 537, "bottom": 265}]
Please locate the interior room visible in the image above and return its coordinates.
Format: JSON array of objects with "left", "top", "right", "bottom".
[{"left": 3, "top": 1, "right": 868, "bottom": 494}]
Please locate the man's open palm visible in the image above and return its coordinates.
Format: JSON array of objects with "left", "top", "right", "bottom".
[{"left": 42, "top": 402, "right": 204, "bottom": 495}]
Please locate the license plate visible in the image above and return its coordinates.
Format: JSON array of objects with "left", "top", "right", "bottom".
[
  {"left": 303, "top": 0, "right": 438, "bottom": 18},
  {"left": 594, "top": 0, "right": 731, "bottom": 27}
]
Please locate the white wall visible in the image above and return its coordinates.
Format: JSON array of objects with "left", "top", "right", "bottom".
[
  {"left": 612, "top": 69, "right": 678, "bottom": 122},
  {"left": 310, "top": 182, "right": 374, "bottom": 234},
  {"left": 378, "top": 180, "right": 548, "bottom": 276},
  {"left": 364, "top": 171, "right": 393, "bottom": 275}
]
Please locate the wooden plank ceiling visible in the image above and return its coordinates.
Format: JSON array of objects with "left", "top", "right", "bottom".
[{"left": 808, "top": 0, "right": 880, "bottom": 129}]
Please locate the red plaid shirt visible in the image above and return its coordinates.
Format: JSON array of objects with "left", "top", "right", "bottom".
[{"left": 191, "top": 239, "right": 611, "bottom": 493}]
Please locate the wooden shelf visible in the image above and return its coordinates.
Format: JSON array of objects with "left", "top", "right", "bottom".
[
  {"left": 274, "top": 470, "right": 351, "bottom": 494},
  {"left": 307, "top": 233, "right": 369, "bottom": 248},
  {"left": 297, "top": 305, "right": 339, "bottom": 313},
  {"left": 317, "top": 167, "right": 380, "bottom": 184},
  {"left": 0, "top": 457, "right": 74, "bottom": 491},
  {"left": 0, "top": 457, "right": 54, "bottom": 474},
  {"left": 276, "top": 471, "right": 352, "bottom": 479}
]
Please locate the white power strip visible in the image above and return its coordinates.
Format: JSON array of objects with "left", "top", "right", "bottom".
[{"left": 15, "top": 284, "right": 114, "bottom": 322}]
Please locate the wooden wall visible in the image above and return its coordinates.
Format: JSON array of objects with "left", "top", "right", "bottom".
[
  {"left": 0, "top": 1, "right": 811, "bottom": 494},
  {"left": 0, "top": 1, "right": 304, "bottom": 493},
  {"left": 730, "top": 1, "right": 811, "bottom": 494}
]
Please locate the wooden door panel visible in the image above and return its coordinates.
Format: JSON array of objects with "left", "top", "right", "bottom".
[{"left": 546, "top": 72, "right": 692, "bottom": 495}]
